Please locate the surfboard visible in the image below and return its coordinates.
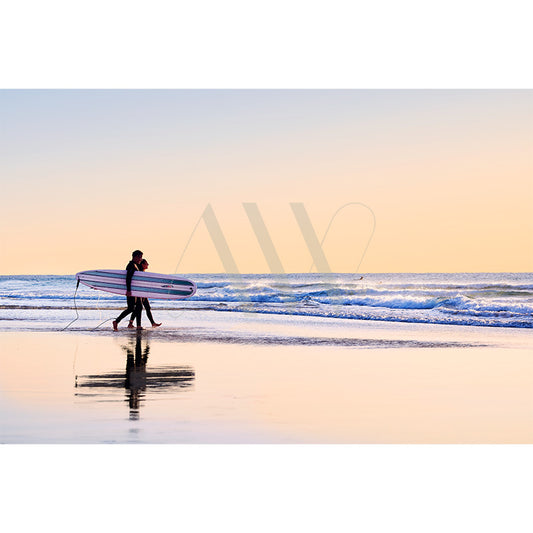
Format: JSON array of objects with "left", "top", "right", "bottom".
[{"left": 75, "top": 270, "right": 196, "bottom": 299}]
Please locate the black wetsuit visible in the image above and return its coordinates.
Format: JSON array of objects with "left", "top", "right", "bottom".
[
  {"left": 115, "top": 261, "right": 142, "bottom": 326},
  {"left": 130, "top": 297, "right": 155, "bottom": 325}
]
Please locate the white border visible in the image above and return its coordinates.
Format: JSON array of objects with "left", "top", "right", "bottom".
[{"left": 1, "top": 1, "right": 532, "bottom": 88}]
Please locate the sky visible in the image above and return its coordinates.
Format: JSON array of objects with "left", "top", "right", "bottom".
[{"left": 0, "top": 89, "right": 531, "bottom": 274}]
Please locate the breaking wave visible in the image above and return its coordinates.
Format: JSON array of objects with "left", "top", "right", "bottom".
[{"left": 1, "top": 273, "right": 532, "bottom": 328}]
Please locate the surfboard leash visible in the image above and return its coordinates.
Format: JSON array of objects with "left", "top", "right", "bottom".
[
  {"left": 61, "top": 278, "right": 80, "bottom": 331},
  {"left": 92, "top": 317, "right": 113, "bottom": 331}
]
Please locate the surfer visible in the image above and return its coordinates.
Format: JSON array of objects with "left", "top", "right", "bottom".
[
  {"left": 112, "top": 250, "right": 144, "bottom": 331},
  {"left": 127, "top": 259, "right": 162, "bottom": 329}
]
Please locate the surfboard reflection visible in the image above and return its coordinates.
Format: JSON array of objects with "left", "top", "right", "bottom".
[{"left": 75, "top": 333, "right": 195, "bottom": 420}]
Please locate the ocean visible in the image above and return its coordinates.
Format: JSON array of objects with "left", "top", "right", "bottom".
[
  {"left": 1, "top": 272, "right": 532, "bottom": 445},
  {"left": 1, "top": 272, "right": 532, "bottom": 329}
]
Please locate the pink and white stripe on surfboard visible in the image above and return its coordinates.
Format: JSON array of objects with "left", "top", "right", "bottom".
[{"left": 75, "top": 270, "right": 196, "bottom": 300}]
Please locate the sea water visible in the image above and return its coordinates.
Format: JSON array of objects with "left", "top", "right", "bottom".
[
  {"left": 1, "top": 273, "right": 532, "bottom": 444},
  {"left": 1, "top": 272, "right": 532, "bottom": 329}
]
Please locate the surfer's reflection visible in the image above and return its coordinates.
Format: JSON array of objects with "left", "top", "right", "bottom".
[
  {"left": 75, "top": 332, "right": 195, "bottom": 420},
  {"left": 124, "top": 333, "right": 149, "bottom": 418}
]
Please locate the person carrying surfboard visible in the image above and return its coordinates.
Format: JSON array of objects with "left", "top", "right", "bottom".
[
  {"left": 112, "top": 250, "right": 144, "bottom": 331},
  {"left": 127, "top": 259, "right": 162, "bottom": 329}
]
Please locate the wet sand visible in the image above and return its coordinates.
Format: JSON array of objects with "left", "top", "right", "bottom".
[{"left": 0, "top": 312, "right": 531, "bottom": 443}]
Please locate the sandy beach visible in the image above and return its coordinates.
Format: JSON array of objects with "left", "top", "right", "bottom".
[{"left": 1, "top": 311, "right": 531, "bottom": 443}]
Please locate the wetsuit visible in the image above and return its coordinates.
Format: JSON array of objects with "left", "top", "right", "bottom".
[
  {"left": 115, "top": 261, "right": 143, "bottom": 326},
  {"left": 130, "top": 297, "right": 156, "bottom": 325}
]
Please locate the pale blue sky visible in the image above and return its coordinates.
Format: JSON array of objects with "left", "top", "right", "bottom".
[{"left": 1, "top": 89, "right": 531, "bottom": 273}]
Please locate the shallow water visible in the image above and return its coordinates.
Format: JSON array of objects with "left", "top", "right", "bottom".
[{"left": 1, "top": 312, "right": 531, "bottom": 443}]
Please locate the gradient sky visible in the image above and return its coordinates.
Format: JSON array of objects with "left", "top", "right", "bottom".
[{"left": 1, "top": 89, "right": 531, "bottom": 274}]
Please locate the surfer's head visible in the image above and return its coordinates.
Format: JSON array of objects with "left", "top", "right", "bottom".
[
  {"left": 140, "top": 259, "right": 149, "bottom": 271},
  {"left": 132, "top": 250, "right": 143, "bottom": 263}
]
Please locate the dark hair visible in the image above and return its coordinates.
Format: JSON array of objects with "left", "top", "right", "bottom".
[
  {"left": 132, "top": 250, "right": 143, "bottom": 258},
  {"left": 140, "top": 259, "right": 148, "bottom": 266}
]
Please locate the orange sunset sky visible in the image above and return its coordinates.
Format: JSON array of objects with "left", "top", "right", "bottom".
[{"left": 1, "top": 89, "right": 531, "bottom": 274}]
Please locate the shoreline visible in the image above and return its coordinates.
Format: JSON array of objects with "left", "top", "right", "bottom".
[
  {"left": 0, "top": 311, "right": 531, "bottom": 444},
  {"left": 2, "top": 304, "right": 533, "bottom": 332}
]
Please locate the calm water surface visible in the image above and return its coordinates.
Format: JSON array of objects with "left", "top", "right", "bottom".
[{"left": 1, "top": 312, "right": 531, "bottom": 443}]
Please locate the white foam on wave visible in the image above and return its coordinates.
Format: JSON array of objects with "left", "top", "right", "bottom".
[{"left": 1, "top": 273, "right": 532, "bottom": 329}]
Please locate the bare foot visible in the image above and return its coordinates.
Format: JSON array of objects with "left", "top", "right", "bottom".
[
  {"left": 136, "top": 326, "right": 144, "bottom": 330},
  {"left": 152, "top": 322, "right": 162, "bottom": 328},
  {"left": 112, "top": 320, "right": 118, "bottom": 331},
  {"left": 127, "top": 322, "right": 135, "bottom": 329}
]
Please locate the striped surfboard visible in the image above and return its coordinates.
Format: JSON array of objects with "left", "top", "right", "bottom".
[{"left": 75, "top": 270, "right": 196, "bottom": 300}]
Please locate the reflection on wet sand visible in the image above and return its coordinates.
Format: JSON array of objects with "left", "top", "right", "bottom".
[{"left": 75, "top": 332, "right": 195, "bottom": 420}]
